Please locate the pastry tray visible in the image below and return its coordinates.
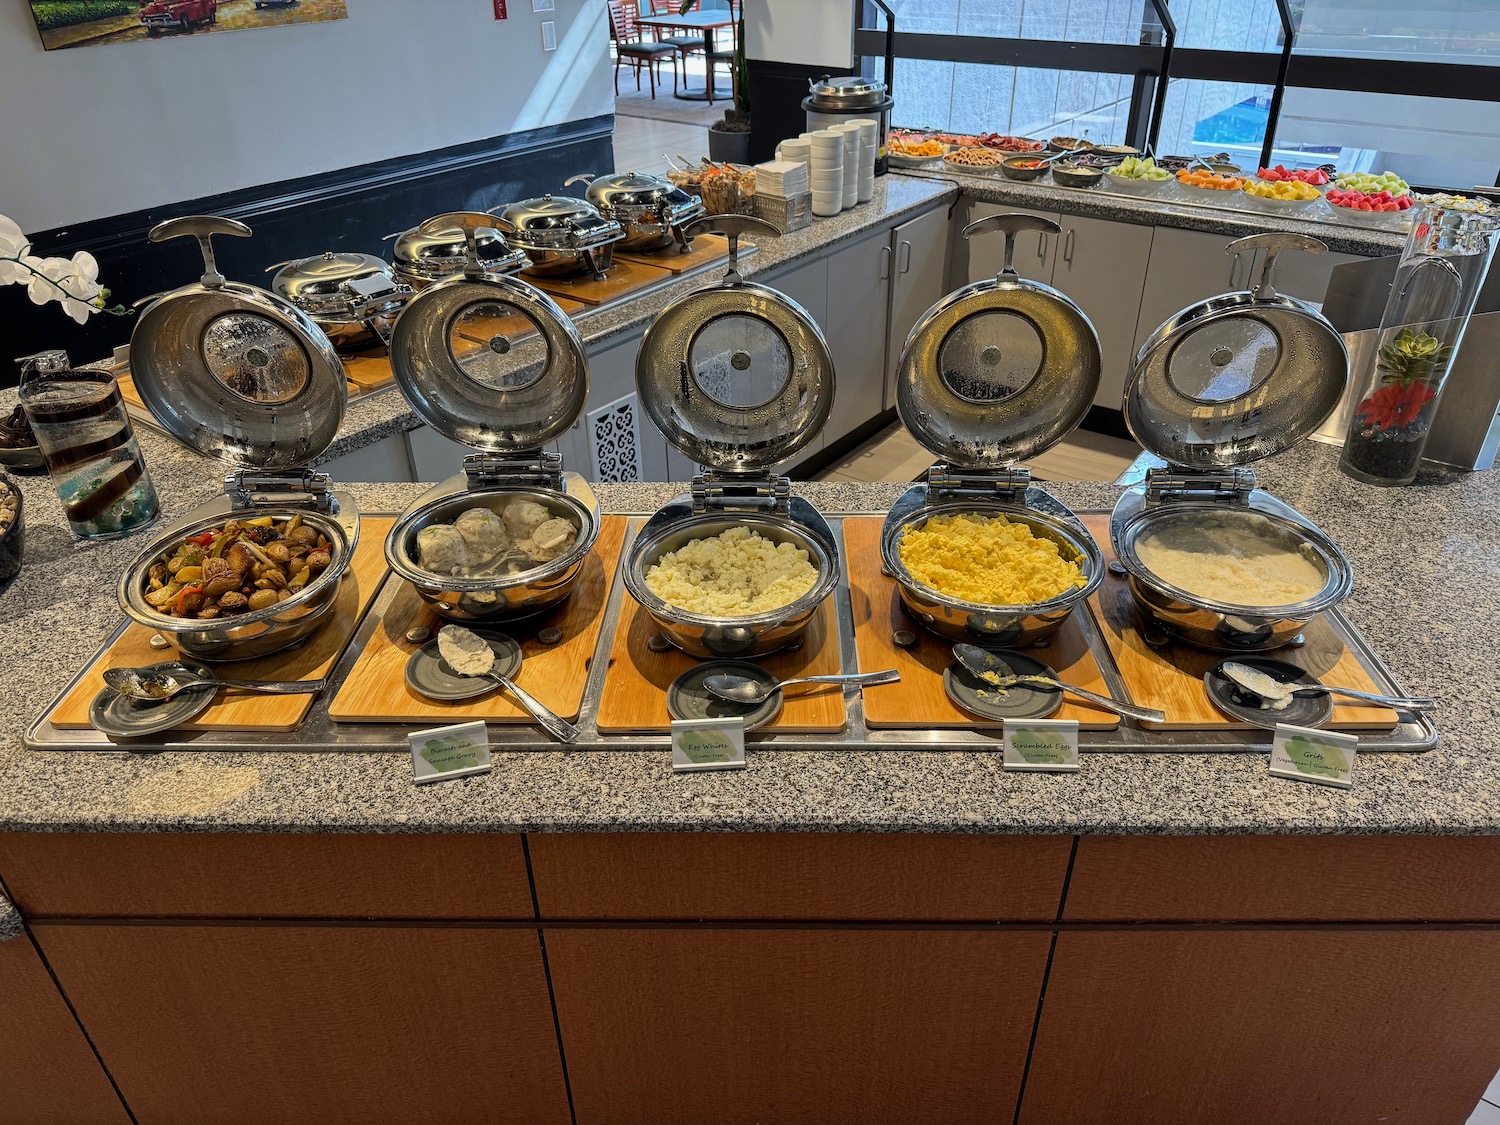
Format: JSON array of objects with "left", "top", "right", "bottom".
[{"left": 25, "top": 512, "right": 1439, "bottom": 754}]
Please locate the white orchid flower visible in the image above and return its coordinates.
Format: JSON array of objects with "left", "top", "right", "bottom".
[
  {"left": 0, "top": 214, "right": 30, "bottom": 286},
  {"left": 26, "top": 256, "right": 75, "bottom": 306},
  {"left": 59, "top": 251, "right": 103, "bottom": 323}
]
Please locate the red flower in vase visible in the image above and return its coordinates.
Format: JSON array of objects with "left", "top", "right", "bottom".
[{"left": 1357, "top": 381, "right": 1437, "bottom": 432}]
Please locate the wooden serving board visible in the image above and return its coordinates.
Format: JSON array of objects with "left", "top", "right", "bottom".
[
  {"left": 614, "top": 233, "right": 731, "bottom": 275},
  {"left": 528, "top": 258, "right": 675, "bottom": 306},
  {"left": 328, "top": 516, "right": 627, "bottom": 724},
  {"left": 339, "top": 349, "right": 397, "bottom": 392},
  {"left": 49, "top": 518, "right": 392, "bottom": 733},
  {"left": 595, "top": 584, "right": 846, "bottom": 735},
  {"left": 1080, "top": 515, "right": 1399, "bottom": 732},
  {"left": 843, "top": 518, "right": 1121, "bottom": 731}
]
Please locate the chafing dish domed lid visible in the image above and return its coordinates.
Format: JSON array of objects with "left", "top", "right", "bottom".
[
  {"left": 389, "top": 212, "right": 588, "bottom": 453},
  {"left": 497, "top": 194, "right": 620, "bottom": 244},
  {"left": 572, "top": 170, "right": 698, "bottom": 212},
  {"left": 897, "top": 214, "right": 1100, "bottom": 470},
  {"left": 805, "top": 73, "right": 890, "bottom": 109},
  {"left": 636, "top": 216, "right": 833, "bottom": 474},
  {"left": 390, "top": 222, "right": 521, "bottom": 268},
  {"left": 129, "top": 215, "right": 346, "bottom": 471},
  {"left": 270, "top": 252, "right": 392, "bottom": 303},
  {"left": 1125, "top": 233, "right": 1349, "bottom": 469}
]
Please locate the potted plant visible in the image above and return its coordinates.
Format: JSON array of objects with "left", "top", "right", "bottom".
[
  {"left": 682, "top": 1, "right": 750, "bottom": 164},
  {"left": 1339, "top": 327, "right": 1453, "bottom": 486}
]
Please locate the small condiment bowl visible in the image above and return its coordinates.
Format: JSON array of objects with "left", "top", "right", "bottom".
[{"left": 1000, "top": 156, "right": 1050, "bottom": 182}]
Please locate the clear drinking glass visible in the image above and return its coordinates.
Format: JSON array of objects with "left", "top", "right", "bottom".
[
  {"left": 18, "top": 352, "right": 160, "bottom": 540},
  {"left": 1339, "top": 202, "right": 1500, "bottom": 486}
]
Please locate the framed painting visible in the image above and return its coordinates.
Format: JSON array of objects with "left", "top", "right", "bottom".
[{"left": 29, "top": 0, "right": 349, "bottom": 50}]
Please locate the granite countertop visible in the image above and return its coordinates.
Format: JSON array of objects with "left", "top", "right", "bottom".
[
  {"left": 318, "top": 175, "right": 959, "bottom": 463},
  {"left": 1, "top": 439, "right": 1498, "bottom": 838},
  {"left": 0, "top": 890, "right": 19, "bottom": 942},
  {"left": 897, "top": 168, "right": 1407, "bottom": 257}
]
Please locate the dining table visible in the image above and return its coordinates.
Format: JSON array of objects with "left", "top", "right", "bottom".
[{"left": 635, "top": 9, "right": 737, "bottom": 103}]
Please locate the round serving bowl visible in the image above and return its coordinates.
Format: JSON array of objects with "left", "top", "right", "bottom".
[
  {"left": 119, "top": 507, "right": 355, "bottom": 662},
  {"left": 624, "top": 513, "right": 839, "bottom": 660},
  {"left": 1241, "top": 186, "right": 1321, "bottom": 214},
  {"left": 1000, "top": 155, "right": 1050, "bottom": 182},
  {"left": 1105, "top": 171, "right": 1172, "bottom": 194},
  {"left": 879, "top": 502, "right": 1103, "bottom": 647},
  {"left": 1050, "top": 163, "right": 1103, "bottom": 188},
  {"left": 386, "top": 487, "right": 599, "bottom": 624},
  {"left": 1113, "top": 505, "right": 1353, "bottom": 652}
]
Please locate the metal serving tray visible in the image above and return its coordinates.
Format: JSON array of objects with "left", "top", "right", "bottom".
[{"left": 25, "top": 512, "right": 1439, "bottom": 754}]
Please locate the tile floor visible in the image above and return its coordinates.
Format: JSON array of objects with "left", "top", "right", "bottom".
[
  {"left": 813, "top": 422, "right": 1143, "bottom": 485},
  {"left": 611, "top": 115, "right": 708, "bottom": 181}
]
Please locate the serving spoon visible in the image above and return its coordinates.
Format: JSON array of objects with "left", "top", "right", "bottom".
[
  {"left": 952, "top": 645, "right": 1165, "bottom": 723},
  {"left": 1219, "top": 662, "right": 1435, "bottom": 711},
  {"left": 703, "top": 668, "right": 901, "bottom": 706},
  {"left": 104, "top": 667, "right": 326, "bottom": 699}
]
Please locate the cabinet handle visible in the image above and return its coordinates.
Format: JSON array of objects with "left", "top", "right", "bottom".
[
  {"left": 899, "top": 240, "right": 912, "bottom": 274},
  {"left": 1228, "top": 252, "right": 1240, "bottom": 288},
  {"left": 1037, "top": 233, "right": 1048, "bottom": 260},
  {"left": 880, "top": 245, "right": 891, "bottom": 280},
  {"left": 1063, "top": 228, "right": 1075, "bottom": 265}
]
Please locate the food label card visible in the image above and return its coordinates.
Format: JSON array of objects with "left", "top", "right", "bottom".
[
  {"left": 410, "top": 720, "right": 492, "bottom": 785},
  {"left": 1270, "top": 724, "right": 1358, "bottom": 789},
  {"left": 671, "top": 718, "right": 747, "bottom": 773},
  {"left": 1003, "top": 718, "right": 1080, "bottom": 772}
]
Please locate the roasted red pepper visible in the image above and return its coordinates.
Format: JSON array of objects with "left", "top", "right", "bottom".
[{"left": 175, "top": 583, "right": 204, "bottom": 616}]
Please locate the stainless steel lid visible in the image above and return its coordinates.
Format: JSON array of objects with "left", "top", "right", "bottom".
[
  {"left": 129, "top": 216, "right": 346, "bottom": 471},
  {"left": 390, "top": 222, "right": 526, "bottom": 273},
  {"left": 1125, "top": 233, "right": 1349, "bottom": 469},
  {"left": 495, "top": 195, "right": 622, "bottom": 249},
  {"left": 897, "top": 214, "right": 1101, "bottom": 469},
  {"left": 269, "top": 252, "right": 404, "bottom": 319},
  {"left": 636, "top": 216, "right": 833, "bottom": 474},
  {"left": 806, "top": 74, "right": 889, "bottom": 109},
  {"left": 389, "top": 211, "right": 588, "bottom": 453},
  {"left": 571, "top": 170, "right": 697, "bottom": 212}
]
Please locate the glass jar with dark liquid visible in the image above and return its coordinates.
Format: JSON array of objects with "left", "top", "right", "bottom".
[{"left": 18, "top": 350, "right": 159, "bottom": 540}]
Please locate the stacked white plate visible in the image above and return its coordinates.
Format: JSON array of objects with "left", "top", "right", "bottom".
[
  {"left": 833, "top": 123, "right": 862, "bottom": 209},
  {"left": 755, "top": 160, "right": 809, "bottom": 198},
  {"left": 810, "top": 128, "right": 844, "bottom": 217},
  {"left": 848, "top": 118, "right": 879, "bottom": 201}
]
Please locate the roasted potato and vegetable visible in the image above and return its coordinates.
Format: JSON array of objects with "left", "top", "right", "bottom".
[{"left": 142, "top": 514, "right": 335, "bottom": 620}]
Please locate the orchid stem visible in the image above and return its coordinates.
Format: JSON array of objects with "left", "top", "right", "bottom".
[{"left": 0, "top": 250, "right": 131, "bottom": 317}]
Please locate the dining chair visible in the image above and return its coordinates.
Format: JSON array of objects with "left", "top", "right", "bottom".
[
  {"left": 608, "top": 0, "right": 678, "bottom": 98},
  {"left": 703, "top": 4, "right": 738, "bottom": 106}
]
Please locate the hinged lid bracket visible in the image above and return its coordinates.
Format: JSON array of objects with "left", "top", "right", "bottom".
[
  {"left": 690, "top": 472, "right": 792, "bottom": 514},
  {"left": 462, "top": 450, "right": 565, "bottom": 492},
  {"left": 1143, "top": 466, "right": 1257, "bottom": 506},
  {"left": 926, "top": 464, "right": 1033, "bottom": 501},
  {"left": 225, "top": 469, "right": 339, "bottom": 513}
]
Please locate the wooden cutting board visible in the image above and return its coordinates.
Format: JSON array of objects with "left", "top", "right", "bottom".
[
  {"left": 843, "top": 518, "right": 1121, "bottom": 731},
  {"left": 615, "top": 233, "right": 731, "bottom": 275},
  {"left": 328, "top": 516, "right": 627, "bottom": 724},
  {"left": 595, "top": 578, "right": 846, "bottom": 735},
  {"left": 1080, "top": 514, "right": 1399, "bottom": 731},
  {"left": 528, "top": 258, "right": 675, "bottom": 306},
  {"left": 49, "top": 518, "right": 393, "bottom": 733}
]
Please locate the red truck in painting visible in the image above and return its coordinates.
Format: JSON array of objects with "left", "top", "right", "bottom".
[{"left": 139, "top": 0, "right": 218, "bottom": 36}]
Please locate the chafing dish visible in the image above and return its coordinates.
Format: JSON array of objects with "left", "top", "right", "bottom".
[
  {"left": 1110, "top": 232, "right": 1354, "bottom": 651},
  {"left": 268, "top": 251, "right": 412, "bottom": 350},
  {"left": 492, "top": 194, "right": 624, "bottom": 280},
  {"left": 566, "top": 170, "right": 704, "bottom": 253},
  {"left": 384, "top": 212, "right": 599, "bottom": 622},
  {"left": 122, "top": 215, "right": 359, "bottom": 662},
  {"left": 879, "top": 214, "right": 1105, "bottom": 646},
  {"left": 622, "top": 216, "right": 839, "bottom": 659},
  {"left": 387, "top": 219, "right": 528, "bottom": 290}
]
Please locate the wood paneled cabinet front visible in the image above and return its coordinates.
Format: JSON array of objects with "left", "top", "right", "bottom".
[{"left": 31, "top": 922, "right": 571, "bottom": 1125}]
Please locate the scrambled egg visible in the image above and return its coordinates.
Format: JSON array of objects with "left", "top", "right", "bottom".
[{"left": 898, "top": 512, "right": 1085, "bottom": 605}]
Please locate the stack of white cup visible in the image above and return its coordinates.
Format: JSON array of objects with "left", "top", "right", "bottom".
[
  {"left": 833, "top": 123, "right": 862, "bottom": 209},
  {"left": 776, "top": 136, "right": 812, "bottom": 167},
  {"left": 848, "top": 118, "right": 879, "bottom": 201},
  {"left": 809, "top": 129, "right": 844, "bottom": 217}
]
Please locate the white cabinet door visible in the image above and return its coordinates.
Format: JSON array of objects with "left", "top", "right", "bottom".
[
  {"left": 1134, "top": 226, "right": 1254, "bottom": 353},
  {"left": 824, "top": 229, "right": 893, "bottom": 446},
  {"left": 557, "top": 330, "right": 672, "bottom": 483},
  {"left": 886, "top": 206, "right": 954, "bottom": 410},
  {"left": 321, "top": 432, "right": 414, "bottom": 483},
  {"left": 955, "top": 201, "right": 1061, "bottom": 286},
  {"left": 1052, "top": 215, "right": 1154, "bottom": 410}
]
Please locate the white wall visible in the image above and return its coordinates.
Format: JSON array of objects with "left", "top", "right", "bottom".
[
  {"left": 0, "top": 0, "right": 612, "bottom": 232},
  {"left": 744, "top": 0, "right": 853, "bottom": 68}
]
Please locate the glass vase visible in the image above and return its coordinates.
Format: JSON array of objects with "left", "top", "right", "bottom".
[
  {"left": 1340, "top": 202, "right": 1499, "bottom": 486},
  {"left": 18, "top": 350, "right": 160, "bottom": 540}
]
